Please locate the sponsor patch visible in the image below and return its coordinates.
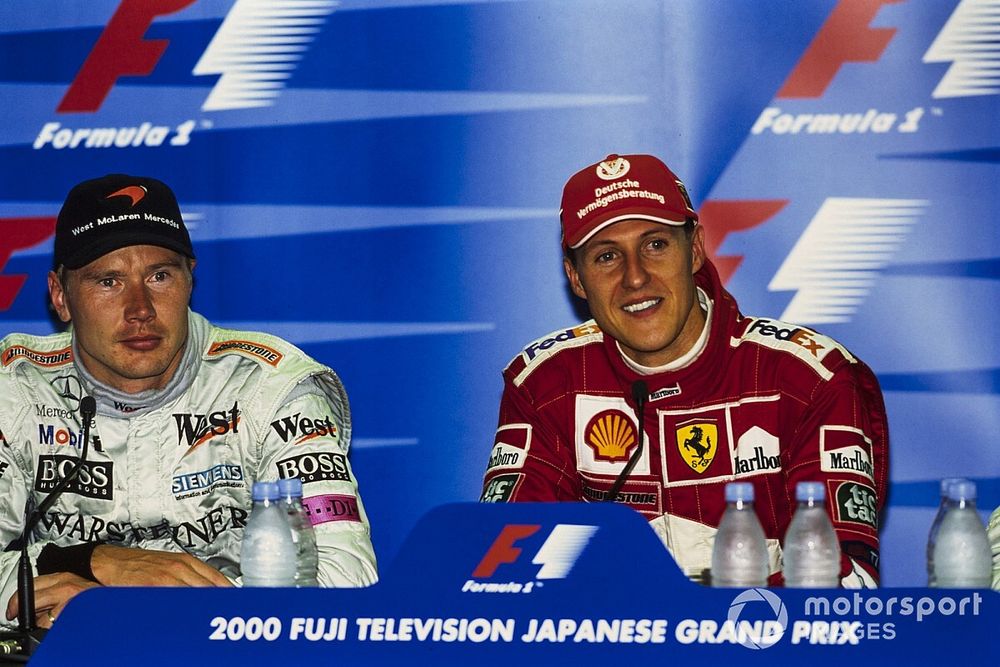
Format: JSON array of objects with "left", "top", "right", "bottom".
[
  {"left": 480, "top": 473, "right": 523, "bottom": 503},
  {"left": 2, "top": 345, "right": 72, "bottom": 368},
  {"left": 581, "top": 480, "right": 659, "bottom": 508},
  {"left": 734, "top": 426, "right": 781, "bottom": 476},
  {"left": 35, "top": 455, "right": 113, "bottom": 499},
  {"left": 648, "top": 384, "right": 681, "bottom": 402},
  {"left": 514, "top": 322, "right": 602, "bottom": 386},
  {"left": 833, "top": 481, "right": 878, "bottom": 530},
  {"left": 302, "top": 494, "right": 362, "bottom": 525},
  {"left": 207, "top": 339, "right": 283, "bottom": 366},
  {"left": 270, "top": 412, "right": 339, "bottom": 445},
  {"left": 37, "top": 423, "right": 87, "bottom": 449},
  {"left": 820, "top": 426, "right": 875, "bottom": 483},
  {"left": 676, "top": 420, "right": 718, "bottom": 474},
  {"left": 574, "top": 395, "right": 648, "bottom": 476},
  {"left": 486, "top": 424, "right": 531, "bottom": 472},
  {"left": 732, "top": 318, "right": 843, "bottom": 380},
  {"left": 174, "top": 402, "right": 240, "bottom": 451},
  {"left": 172, "top": 463, "right": 244, "bottom": 499},
  {"left": 585, "top": 410, "right": 636, "bottom": 462},
  {"left": 277, "top": 452, "right": 352, "bottom": 484}
]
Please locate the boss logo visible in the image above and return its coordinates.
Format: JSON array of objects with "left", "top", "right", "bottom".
[
  {"left": 276, "top": 452, "right": 351, "bottom": 484},
  {"left": 35, "top": 455, "right": 113, "bottom": 499}
]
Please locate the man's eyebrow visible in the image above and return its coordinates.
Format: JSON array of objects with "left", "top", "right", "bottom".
[{"left": 78, "top": 268, "right": 123, "bottom": 281}]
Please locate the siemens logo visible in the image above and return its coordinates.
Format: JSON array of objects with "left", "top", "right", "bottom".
[{"left": 172, "top": 464, "right": 244, "bottom": 498}]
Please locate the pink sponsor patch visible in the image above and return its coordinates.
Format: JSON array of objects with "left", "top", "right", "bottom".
[{"left": 302, "top": 494, "right": 361, "bottom": 526}]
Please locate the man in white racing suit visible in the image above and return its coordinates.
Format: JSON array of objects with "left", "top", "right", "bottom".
[{"left": 0, "top": 174, "right": 377, "bottom": 629}]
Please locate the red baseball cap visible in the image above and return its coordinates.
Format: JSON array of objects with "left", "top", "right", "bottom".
[{"left": 559, "top": 154, "right": 698, "bottom": 251}]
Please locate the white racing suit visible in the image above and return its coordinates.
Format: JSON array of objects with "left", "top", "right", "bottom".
[{"left": 0, "top": 310, "right": 377, "bottom": 622}]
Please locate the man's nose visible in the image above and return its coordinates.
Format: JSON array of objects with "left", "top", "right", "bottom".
[{"left": 123, "top": 282, "right": 155, "bottom": 321}]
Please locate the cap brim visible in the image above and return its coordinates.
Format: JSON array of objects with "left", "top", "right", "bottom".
[
  {"left": 568, "top": 212, "right": 688, "bottom": 249},
  {"left": 59, "top": 234, "right": 195, "bottom": 270}
]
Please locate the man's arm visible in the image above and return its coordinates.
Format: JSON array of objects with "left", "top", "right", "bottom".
[
  {"left": 481, "top": 372, "right": 580, "bottom": 502},
  {"left": 258, "top": 375, "right": 378, "bottom": 587},
  {"left": 783, "top": 360, "right": 889, "bottom": 588}
]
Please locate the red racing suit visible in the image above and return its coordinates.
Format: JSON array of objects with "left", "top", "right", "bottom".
[{"left": 482, "top": 260, "right": 888, "bottom": 587}]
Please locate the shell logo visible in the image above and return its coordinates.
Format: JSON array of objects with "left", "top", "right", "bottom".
[{"left": 585, "top": 410, "right": 636, "bottom": 462}]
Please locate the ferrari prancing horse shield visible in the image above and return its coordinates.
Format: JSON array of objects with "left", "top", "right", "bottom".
[{"left": 676, "top": 421, "right": 718, "bottom": 473}]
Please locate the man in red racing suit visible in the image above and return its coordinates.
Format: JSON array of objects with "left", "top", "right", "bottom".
[{"left": 481, "top": 154, "right": 887, "bottom": 587}]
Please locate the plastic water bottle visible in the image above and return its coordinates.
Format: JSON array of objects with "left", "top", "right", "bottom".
[
  {"left": 926, "top": 477, "right": 965, "bottom": 587},
  {"left": 241, "top": 481, "right": 296, "bottom": 587},
  {"left": 783, "top": 481, "right": 841, "bottom": 588},
  {"left": 711, "top": 482, "right": 769, "bottom": 587},
  {"left": 278, "top": 477, "right": 319, "bottom": 587},
  {"left": 931, "top": 479, "right": 991, "bottom": 588}
]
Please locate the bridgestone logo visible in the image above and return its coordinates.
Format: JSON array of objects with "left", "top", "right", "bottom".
[
  {"left": 2, "top": 346, "right": 73, "bottom": 367},
  {"left": 207, "top": 340, "right": 283, "bottom": 366}
]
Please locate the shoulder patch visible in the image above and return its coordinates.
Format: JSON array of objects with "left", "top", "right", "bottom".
[
  {"left": 512, "top": 321, "right": 603, "bottom": 387},
  {"left": 207, "top": 339, "right": 284, "bottom": 366},
  {"left": 1, "top": 343, "right": 73, "bottom": 369},
  {"left": 730, "top": 317, "right": 855, "bottom": 381}
]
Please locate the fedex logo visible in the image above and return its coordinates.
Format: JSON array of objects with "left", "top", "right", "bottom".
[
  {"left": 470, "top": 523, "right": 597, "bottom": 582},
  {"left": 59, "top": 0, "right": 338, "bottom": 114}
]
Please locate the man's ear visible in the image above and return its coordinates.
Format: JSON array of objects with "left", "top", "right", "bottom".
[
  {"left": 564, "top": 257, "right": 588, "bottom": 301},
  {"left": 48, "top": 270, "right": 72, "bottom": 323},
  {"left": 690, "top": 223, "right": 706, "bottom": 274}
]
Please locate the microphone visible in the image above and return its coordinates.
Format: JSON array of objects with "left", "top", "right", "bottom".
[
  {"left": 9, "top": 395, "right": 96, "bottom": 655},
  {"left": 606, "top": 381, "right": 648, "bottom": 503}
]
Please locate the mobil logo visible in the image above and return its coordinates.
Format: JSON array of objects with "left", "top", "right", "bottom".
[
  {"left": 471, "top": 523, "right": 598, "bottom": 581},
  {"left": 58, "top": 0, "right": 338, "bottom": 113}
]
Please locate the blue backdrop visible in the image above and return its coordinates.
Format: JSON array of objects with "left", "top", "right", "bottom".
[{"left": 0, "top": 0, "right": 996, "bottom": 586}]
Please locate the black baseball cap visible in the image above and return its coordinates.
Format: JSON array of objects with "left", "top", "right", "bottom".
[{"left": 54, "top": 174, "right": 195, "bottom": 270}]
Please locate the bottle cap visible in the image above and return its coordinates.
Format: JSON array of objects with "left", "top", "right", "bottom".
[
  {"left": 724, "top": 482, "right": 754, "bottom": 503},
  {"left": 795, "top": 481, "right": 825, "bottom": 503},
  {"left": 252, "top": 481, "right": 280, "bottom": 501},
  {"left": 945, "top": 480, "right": 976, "bottom": 502},
  {"left": 940, "top": 477, "right": 966, "bottom": 497},
  {"left": 277, "top": 477, "right": 304, "bottom": 498}
]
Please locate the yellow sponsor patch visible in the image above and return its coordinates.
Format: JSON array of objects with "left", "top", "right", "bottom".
[{"left": 676, "top": 421, "right": 718, "bottom": 474}]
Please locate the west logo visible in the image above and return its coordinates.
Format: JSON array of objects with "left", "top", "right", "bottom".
[
  {"left": 471, "top": 523, "right": 597, "bottom": 580},
  {"left": 35, "top": 455, "right": 113, "bottom": 499},
  {"left": 277, "top": 452, "right": 351, "bottom": 484},
  {"left": 173, "top": 402, "right": 240, "bottom": 450},
  {"left": 269, "top": 412, "right": 338, "bottom": 445}
]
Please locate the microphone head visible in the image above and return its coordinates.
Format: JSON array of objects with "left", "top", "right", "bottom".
[
  {"left": 80, "top": 395, "right": 97, "bottom": 418},
  {"left": 631, "top": 380, "right": 649, "bottom": 405}
]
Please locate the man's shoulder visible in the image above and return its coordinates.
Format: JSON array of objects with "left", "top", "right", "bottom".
[
  {"left": 729, "top": 315, "right": 859, "bottom": 381},
  {"left": 504, "top": 320, "right": 604, "bottom": 387},
  {"left": 0, "top": 330, "right": 74, "bottom": 374},
  {"left": 200, "top": 322, "right": 325, "bottom": 376}
]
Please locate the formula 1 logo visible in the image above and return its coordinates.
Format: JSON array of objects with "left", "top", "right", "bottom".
[
  {"left": 58, "top": 0, "right": 338, "bottom": 113},
  {"left": 463, "top": 523, "right": 597, "bottom": 593},
  {"left": 0, "top": 217, "right": 56, "bottom": 311}
]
